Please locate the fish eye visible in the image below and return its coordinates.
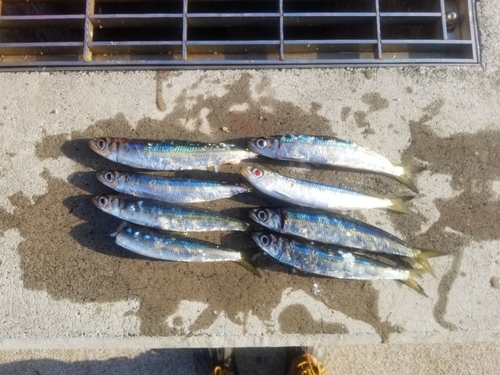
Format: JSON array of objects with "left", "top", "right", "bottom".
[
  {"left": 104, "top": 171, "right": 115, "bottom": 183},
  {"left": 260, "top": 235, "right": 270, "bottom": 247},
  {"left": 255, "top": 138, "right": 267, "bottom": 149},
  {"left": 251, "top": 168, "right": 264, "bottom": 178},
  {"left": 257, "top": 210, "right": 268, "bottom": 222},
  {"left": 98, "top": 196, "right": 108, "bottom": 207},
  {"left": 96, "top": 138, "right": 107, "bottom": 150}
]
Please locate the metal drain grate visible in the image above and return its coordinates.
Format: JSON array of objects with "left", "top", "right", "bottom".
[{"left": 0, "top": 0, "right": 478, "bottom": 69}]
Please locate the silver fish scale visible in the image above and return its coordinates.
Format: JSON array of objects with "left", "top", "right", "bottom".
[
  {"left": 275, "top": 235, "right": 409, "bottom": 280},
  {"left": 111, "top": 172, "right": 249, "bottom": 203},
  {"left": 245, "top": 168, "right": 391, "bottom": 211},
  {"left": 277, "top": 135, "right": 399, "bottom": 176},
  {"left": 116, "top": 142, "right": 255, "bottom": 170},
  {"left": 98, "top": 195, "right": 249, "bottom": 232},
  {"left": 116, "top": 225, "right": 243, "bottom": 262},
  {"left": 282, "top": 210, "right": 415, "bottom": 258}
]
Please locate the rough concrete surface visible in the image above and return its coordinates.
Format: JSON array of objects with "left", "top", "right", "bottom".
[{"left": 1, "top": 0, "right": 500, "bottom": 372}]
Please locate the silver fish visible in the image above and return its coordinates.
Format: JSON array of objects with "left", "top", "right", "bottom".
[
  {"left": 249, "top": 207, "right": 444, "bottom": 276},
  {"left": 252, "top": 232, "right": 425, "bottom": 295},
  {"left": 97, "top": 170, "right": 250, "bottom": 204},
  {"left": 115, "top": 222, "right": 260, "bottom": 276},
  {"left": 241, "top": 166, "right": 411, "bottom": 213},
  {"left": 93, "top": 194, "right": 250, "bottom": 232},
  {"left": 89, "top": 137, "right": 257, "bottom": 171},
  {"left": 247, "top": 135, "right": 423, "bottom": 193}
]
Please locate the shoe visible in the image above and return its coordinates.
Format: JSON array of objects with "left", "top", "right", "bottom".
[
  {"left": 193, "top": 348, "right": 238, "bottom": 375},
  {"left": 286, "top": 346, "right": 327, "bottom": 375}
]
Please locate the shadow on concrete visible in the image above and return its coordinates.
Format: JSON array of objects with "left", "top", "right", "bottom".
[{"left": 0, "top": 348, "right": 287, "bottom": 375}]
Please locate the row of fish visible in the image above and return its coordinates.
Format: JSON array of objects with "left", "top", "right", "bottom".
[
  {"left": 92, "top": 193, "right": 439, "bottom": 277},
  {"left": 88, "top": 135, "right": 442, "bottom": 295},
  {"left": 89, "top": 135, "right": 420, "bottom": 193}
]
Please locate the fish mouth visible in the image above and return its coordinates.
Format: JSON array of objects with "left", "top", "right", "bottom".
[
  {"left": 251, "top": 232, "right": 264, "bottom": 248},
  {"left": 91, "top": 195, "right": 102, "bottom": 208},
  {"left": 96, "top": 171, "right": 107, "bottom": 185},
  {"left": 246, "top": 139, "right": 258, "bottom": 153},
  {"left": 88, "top": 138, "right": 104, "bottom": 154},
  {"left": 96, "top": 170, "right": 117, "bottom": 187},
  {"left": 247, "top": 209, "right": 259, "bottom": 224},
  {"left": 240, "top": 166, "right": 252, "bottom": 180},
  {"left": 91, "top": 194, "right": 113, "bottom": 211},
  {"left": 88, "top": 137, "right": 116, "bottom": 159}
]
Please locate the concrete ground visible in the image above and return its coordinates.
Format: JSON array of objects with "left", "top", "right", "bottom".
[
  {"left": 1, "top": 0, "right": 500, "bottom": 373},
  {"left": 0, "top": 343, "right": 499, "bottom": 374}
]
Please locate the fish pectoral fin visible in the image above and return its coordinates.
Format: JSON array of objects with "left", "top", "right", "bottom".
[
  {"left": 272, "top": 190, "right": 292, "bottom": 199},
  {"left": 280, "top": 155, "right": 307, "bottom": 162},
  {"left": 236, "top": 259, "right": 262, "bottom": 277}
]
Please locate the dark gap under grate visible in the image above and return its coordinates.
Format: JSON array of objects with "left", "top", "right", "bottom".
[{"left": 0, "top": 0, "right": 479, "bottom": 69}]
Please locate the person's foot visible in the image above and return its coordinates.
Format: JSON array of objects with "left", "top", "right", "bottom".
[
  {"left": 193, "top": 348, "right": 238, "bottom": 375},
  {"left": 287, "top": 346, "right": 327, "bottom": 375}
]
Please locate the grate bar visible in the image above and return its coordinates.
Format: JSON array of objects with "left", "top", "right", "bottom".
[
  {"left": 279, "top": 0, "right": 283, "bottom": 60},
  {"left": 439, "top": 0, "right": 448, "bottom": 40},
  {"left": 375, "top": 0, "right": 382, "bottom": 59},
  {"left": 182, "top": 0, "right": 187, "bottom": 60},
  {"left": 83, "top": 0, "right": 94, "bottom": 62},
  {"left": 0, "top": 0, "right": 479, "bottom": 69}
]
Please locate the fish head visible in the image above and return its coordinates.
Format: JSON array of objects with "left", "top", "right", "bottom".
[
  {"left": 97, "top": 170, "right": 123, "bottom": 190},
  {"left": 248, "top": 208, "right": 282, "bottom": 232},
  {"left": 252, "top": 232, "right": 281, "bottom": 259},
  {"left": 88, "top": 137, "right": 119, "bottom": 161},
  {"left": 247, "top": 137, "right": 280, "bottom": 158},
  {"left": 92, "top": 194, "right": 121, "bottom": 215}
]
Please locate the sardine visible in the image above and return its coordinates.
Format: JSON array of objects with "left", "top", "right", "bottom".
[
  {"left": 89, "top": 137, "right": 257, "bottom": 171},
  {"left": 97, "top": 170, "right": 250, "bottom": 203},
  {"left": 115, "top": 222, "right": 260, "bottom": 276},
  {"left": 248, "top": 135, "right": 423, "bottom": 193},
  {"left": 93, "top": 194, "right": 250, "bottom": 232},
  {"left": 241, "top": 166, "right": 411, "bottom": 213},
  {"left": 252, "top": 232, "right": 425, "bottom": 295},
  {"left": 249, "top": 207, "right": 444, "bottom": 276}
]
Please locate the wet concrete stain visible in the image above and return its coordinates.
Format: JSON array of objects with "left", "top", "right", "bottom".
[
  {"left": 362, "top": 127, "right": 376, "bottom": 136},
  {"left": 390, "top": 98, "right": 500, "bottom": 330},
  {"left": 340, "top": 107, "right": 351, "bottom": 122},
  {"left": 353, "top": 111, "right": 369, "bottom": 128},
  {"left": 3, "top": 73, "right": 411, "bottom": 340},
  {"left": 351, "top": 92, "right": 389, "bottom": 130},
  {"left": 278, "top": 304, "right": 348, "bottom": 334},
  {"left": 361, "top": 92, "right": 389, "bottom": 113}
]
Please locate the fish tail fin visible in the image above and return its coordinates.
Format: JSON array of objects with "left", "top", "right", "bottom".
[
  {"left": 415, "top": 249, "right": 447, "bottom": 278},
  {"left": 396, "top": 166, "right": 425, "bottom": 193},
  {"left": 236, "top": 256, "right": 262, "bottom": 277},
  {"left": 405, "top": 165, "right": 426, "bottom": 174},
  {"left": 402, "top": 269, "right": 427, "bottom": 297},
  {"left": 387, "top": 196, "right": 413, "bottom": 214}
]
